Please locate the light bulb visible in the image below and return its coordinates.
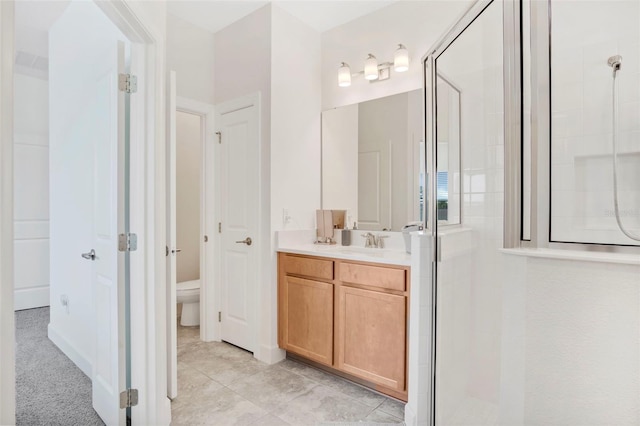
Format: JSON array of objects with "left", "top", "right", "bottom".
[
  {"left": 338, "top": 62, "right": 351, "bottom": 87},
  {"left": 364, "top": 54, "right": 378, "bottom": 80},
  {"left": 394, "top": 44, "right": 409, "bottom": 72}
]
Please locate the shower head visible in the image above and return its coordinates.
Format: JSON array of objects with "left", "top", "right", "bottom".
[{"left": 608, "top": 55, "right": 622, "bottom": 76}]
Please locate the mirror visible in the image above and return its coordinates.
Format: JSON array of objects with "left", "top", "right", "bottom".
[
  {"left": 435, "top": 75, "right": 461, "bottom": 225},
  {"left": 321, "top": 90, "right": 425, "bottom": 231}
]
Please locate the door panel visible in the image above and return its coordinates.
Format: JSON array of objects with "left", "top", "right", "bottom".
[
  {"left": 91, "top": 41, "right": 126, "bottom": 426},
  {"left": 166, "top": 71, "right": 178, "bottom": 399},
  {"left": 432, "top": 1, "right": 504, "bottom": 424},
  {"left": 218, "top": 100, "right": 259, "bottom": 352},
  {"left": 337, "top": 286, "right": 406, "bottom": 391},
  {"left": 282, "top": 276, "right": 333, "bottom": 366}
]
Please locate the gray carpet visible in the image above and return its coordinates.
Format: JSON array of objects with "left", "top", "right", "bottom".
[{"left": 15, "top": 307, "right": 104, "bottom": 426}]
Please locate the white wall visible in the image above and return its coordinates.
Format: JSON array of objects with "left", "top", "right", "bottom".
[
  {"left": 321, "top": 1, "right": 471, "bottom": 110},
  {"left": 214, "top": 5, "right": 275, "bottom": 363},
  {"left": 175, "top": 111, "right": 201, "bottom": 283},
  {"left": 167, "top": 14, "right": 215, "bottom": 105},
  {"left": 270, "top": 4, "right": 322, "bottom": 361},
  {"left": 271, "top": 5, "right": 322, "bottom": 234},
  {"left": 13, "top": 73, "right": 49, "bottom": 310}
]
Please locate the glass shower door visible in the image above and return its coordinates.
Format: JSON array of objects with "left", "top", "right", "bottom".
[{"left": 428, "top": 1, "right": 508, "bottom": 424}]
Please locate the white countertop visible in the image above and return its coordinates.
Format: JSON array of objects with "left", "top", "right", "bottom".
[{"left": 276, "top": 230, "right": 412, "bottom": 266}]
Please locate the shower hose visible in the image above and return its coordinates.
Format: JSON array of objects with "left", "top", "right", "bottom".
[{"left": 611, "top": 63, "right": 640, "bottom": 241}]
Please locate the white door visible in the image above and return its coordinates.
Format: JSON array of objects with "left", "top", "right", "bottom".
[
  {"left": 166, "top": 71, "right": 178, "bottom": 399},
  {"left": 90, "top": 41, "right": 127, "bottom": 426},
  {"left": 50, "top": 4, "right": 128, "bottom": 422},
  {"left": 217, "top": 97, "right": 259, "bottom": 352}
]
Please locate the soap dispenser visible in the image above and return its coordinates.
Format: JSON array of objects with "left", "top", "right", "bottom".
[{"left": 341, "top": 225, "right": 351, "bottom": 246}]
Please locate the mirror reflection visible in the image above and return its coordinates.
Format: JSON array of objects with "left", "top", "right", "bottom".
[
  {"left": 435, "top": 75, "right": 461, "bottom": 224},
  {"left": 322, "top": 90, "right": 424, "bottom": 231}
]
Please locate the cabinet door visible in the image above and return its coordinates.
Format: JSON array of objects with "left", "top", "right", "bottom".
[
  {"left": 337, "top": 286, "right": 406, "bottom": 391},
  {"left": 282, "top": 276, "right": 334, "bottom": 366}
]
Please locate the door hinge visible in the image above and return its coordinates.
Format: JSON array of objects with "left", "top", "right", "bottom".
[
  {"left": 218, "top": 223, "right": 222, "bottom": 233},
  {"left": 216, "top": 131, "right": 221, "bottom": 144},
  {"left": 204, "top": 235, "right": 208, "bottom": 243},
  {"left": 120, "top": 389, "right": 138, "bottom": 409},
  {"left": 118, "top": 74, "right": 138, "bottom": 93},
  {"left": 218, "top": 311, "right": 221, "bottom": 322},
  {"left": 118, "top": 233, "right": 138, "bottom": 252}
]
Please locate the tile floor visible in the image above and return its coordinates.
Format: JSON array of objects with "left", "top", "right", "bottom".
[{"left": 172, "top": 324, "right": 405, "bottom": 425}]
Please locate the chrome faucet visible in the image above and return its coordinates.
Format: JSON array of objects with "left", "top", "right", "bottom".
[
  {"left": 362, "top": 232, "right": 376, "bottom": 248},
  {"left": 361, "top": 232, "right": 389, "bottom": 248}
]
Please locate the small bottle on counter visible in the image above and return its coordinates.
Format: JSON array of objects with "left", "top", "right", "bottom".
[{"left": 341, "top": 226, "right": 351, "bottom": 246}]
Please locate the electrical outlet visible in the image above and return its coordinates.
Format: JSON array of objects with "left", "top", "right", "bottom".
[
  {"left": 60, "top": 294, "right": 69, "bottom": 314},
  {"left": 283, "top": 208, "right": 292, "bottom": 225}
]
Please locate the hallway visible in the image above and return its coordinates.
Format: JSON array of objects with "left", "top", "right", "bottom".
[{"left": 15, "top": 307, "right": 103, "bottom": 425}]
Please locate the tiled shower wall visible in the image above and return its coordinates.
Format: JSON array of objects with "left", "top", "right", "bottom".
[{"left": 551, "top": 0, "right": 640, "bottom": 245}]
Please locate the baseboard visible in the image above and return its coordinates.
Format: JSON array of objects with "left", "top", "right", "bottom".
[
  {"left": 256, "top": 344, "right": 285, "bottom": 365},
  {"left": 14, "top": 287, "right": 49, "bottom": 311},
  {"left": 48, "top": 323, "right": 92, "bottom": 377}
]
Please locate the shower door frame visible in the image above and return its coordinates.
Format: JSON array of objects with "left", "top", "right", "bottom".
[
  {"left": 523, "top": 0, "right": 640, "bottom": 252},
  {"left": 422, "top": 0, "right": 522, "bottom": 424}
]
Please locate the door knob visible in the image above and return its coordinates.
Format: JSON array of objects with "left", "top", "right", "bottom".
[
  {"left": 81, "top": 249, "right": 96, "bottom": 261},
  {"left": 235, "top": 237, "right": 252, "bottom": 246},
  {"left": 171, "top": 248, "right": 182, "bottom": 254}
]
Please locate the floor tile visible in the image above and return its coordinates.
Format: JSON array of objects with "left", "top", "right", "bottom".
[
  {"left": 277, "top": 359, "right": 387, "bottom": 408},
  {"left": 176, "top": 361, "right": 224, "bottom": 397},
  {"left": 272, "top": 384, "right": 374, "bottom": 425},
  {"left": 177, "top": 324, "right": 201, "bottom": 347},
  {"left": 377, "top": 397, "right": 406, "bottom": 419},
  {"left": 255, "top": 413, "right": 291, "bottom": 425},
  {"left": 227, "top": 364, "right": 318, "bottom": 410},
  {"left": 172, "top": 387, "right": 267, "bottom": 426},
  {"left": 189, "top": 353, "right": 268, "bottom": 386},
  {"left": 364, "top": 407, "right": 404, "bottom": 423}
]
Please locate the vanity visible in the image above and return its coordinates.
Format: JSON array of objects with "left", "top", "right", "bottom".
[{"left": 277, "top": 236, "right": 411, "bottom": 401}]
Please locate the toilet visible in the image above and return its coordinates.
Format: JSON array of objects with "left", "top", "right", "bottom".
[{"left": 176, "top": 279, "right": 200, "bottom": 326}]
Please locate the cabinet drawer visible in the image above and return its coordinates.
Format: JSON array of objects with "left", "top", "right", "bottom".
[
  {"left": 339, "top": 262, "right": 406, "bottom": 292},
  {"left": 284, "top": 255, "right": 334, "bottom": 280}
]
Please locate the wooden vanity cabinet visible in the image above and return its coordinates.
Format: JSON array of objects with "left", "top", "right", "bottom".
[
  {"left": 278, "top": 252, "right": 410, "bottom": 401},
  {"left": 278, "top": 254, "right": 335, "bottom": 366}
]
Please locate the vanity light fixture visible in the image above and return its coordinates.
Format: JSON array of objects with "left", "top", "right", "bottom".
[
  {"left": 364, "top": 54, "right": 379, "bottom": 80},
  {"left": 338, "top": 62, "right": 351, "bottom": 87},
  {"left": 394, "top": 44, "right": 409, "bottom": 72},
  {"left": 337, "top": 44, "right": 409, "bottom": 87}
]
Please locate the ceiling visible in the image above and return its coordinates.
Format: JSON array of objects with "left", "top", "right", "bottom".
[
  {"left": 14, "top": 0, "right": 398, "bottom": 63},
  {"left": 167, "top": 1, "right": 398, "bottom": 34}
]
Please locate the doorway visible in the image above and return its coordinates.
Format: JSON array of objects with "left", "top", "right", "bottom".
[
  {"left": 13, "top": 1, "right": 131, "bottom": 424},
  {"left": 166, "top": 92, "right": 216, "bottom": 400}
]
